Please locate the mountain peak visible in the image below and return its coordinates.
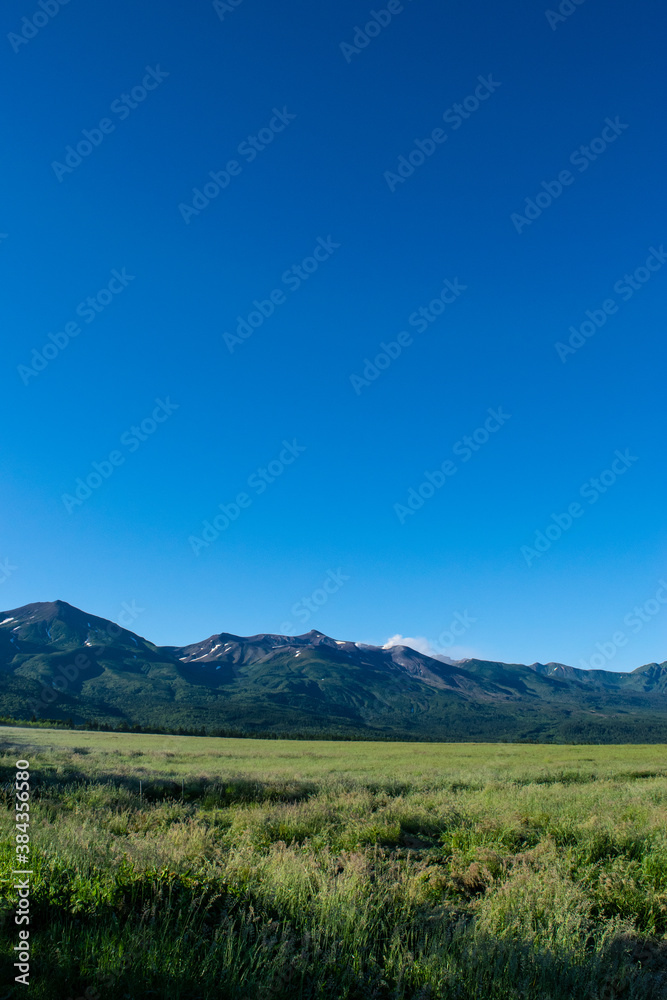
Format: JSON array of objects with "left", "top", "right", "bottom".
[
  {"left": 2, "top": 600, "right": 79, "bottom": 623},
  {"left": 1, "top": 598, "right": 666, "bottom": 740}
]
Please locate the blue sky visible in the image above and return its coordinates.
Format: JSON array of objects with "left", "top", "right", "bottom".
[{"left": 1, "top": 0, "right": 665, "bottom": 671}]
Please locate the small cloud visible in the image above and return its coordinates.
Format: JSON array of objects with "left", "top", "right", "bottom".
[
  {"left": 384, "top": 634, "right": 478, "bottom": 662},
  {"left": 383, "top": 634, "right": 436, "bottom": 657}
]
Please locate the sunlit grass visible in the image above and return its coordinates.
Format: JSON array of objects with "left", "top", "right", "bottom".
[{"left": 1, "top": 728, "right": 666, "bottom": 997}]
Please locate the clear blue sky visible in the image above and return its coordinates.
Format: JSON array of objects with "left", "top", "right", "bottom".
[{"left": 2, "top": 0, "right": 665, "bottom": 671}]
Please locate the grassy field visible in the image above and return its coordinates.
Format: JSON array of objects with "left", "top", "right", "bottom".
[{"left": 1, "top": 727, "right": 667, "bottom": 998}]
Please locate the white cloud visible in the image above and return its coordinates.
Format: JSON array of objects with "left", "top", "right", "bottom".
[
  {"left": 383, "top": 634, "right": 476, "bottom": 662},
  {"left": 383, "top": 634, "right": 436, "bottom": 656}
]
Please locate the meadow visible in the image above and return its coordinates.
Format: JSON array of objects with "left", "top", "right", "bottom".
[{"left": 1, "top": 727, "right": 667, "bottom": 998}]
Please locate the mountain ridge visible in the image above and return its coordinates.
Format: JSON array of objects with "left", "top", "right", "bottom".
[{"left": 0, "top": 600, "right": 666, "bottom": 742}]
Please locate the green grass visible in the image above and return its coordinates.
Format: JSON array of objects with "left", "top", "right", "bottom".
[
  {"left": 1, "top": 727, "right": 667, "bottom": 998},
  {"left": 4, "top": 725, "right": 667, "bottom": 780}
]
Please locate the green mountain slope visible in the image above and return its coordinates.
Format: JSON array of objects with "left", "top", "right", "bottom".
[{"left": 1, "top": 601, "right": 666, "bottom": 742}]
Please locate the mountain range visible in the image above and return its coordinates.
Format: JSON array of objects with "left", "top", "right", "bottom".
[{"left": 1, "top": 600, "right": 666, "bottom": 742}]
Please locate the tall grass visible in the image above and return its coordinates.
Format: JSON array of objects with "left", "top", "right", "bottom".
[{"left": 1, "top": 743, "right": 667, "bottom": 998}]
